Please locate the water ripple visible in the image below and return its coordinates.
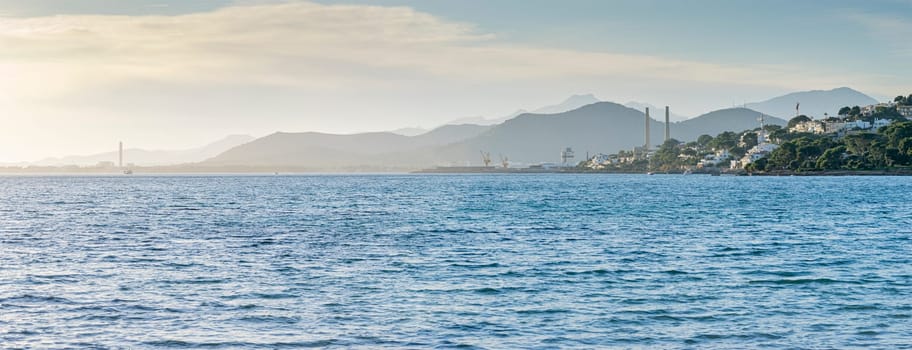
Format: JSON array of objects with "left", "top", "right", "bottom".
[{"left": 1, "top": 174, "right": 911, "bottom": 348}]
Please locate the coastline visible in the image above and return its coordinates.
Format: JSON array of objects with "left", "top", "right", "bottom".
[{"left": 6, "top": 166, "right": 912, "bottom": 176}]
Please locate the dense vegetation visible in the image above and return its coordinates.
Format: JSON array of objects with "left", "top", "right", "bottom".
[
  {"left": 746, "top": 120, "right": 912, "bottom": 172},
  {"left": 836, "top": 94, "right": 911, "bottom": 122}
]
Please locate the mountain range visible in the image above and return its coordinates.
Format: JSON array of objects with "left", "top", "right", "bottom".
[
  {"left": 31, "top": 87, "right": 878, "bottom": 170},
  {"left": 422, "top": 93, "right": 603, "bottom": 130},
  {"left": 622, "top": 102, "right": 690, "bottom": 122},
  {"left": 203, "top": 103, "right": 786, "bottom": 169},
  {"left": 745, "top": 87, "right": 878, "bottom": 119}
]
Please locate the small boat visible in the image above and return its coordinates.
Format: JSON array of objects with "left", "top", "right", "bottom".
[
  {"left": 647, "top": 171, "right": 655, "bottom": 175},
  {"left": 123, "top": 169, "right": 133, "bottom": 175}
]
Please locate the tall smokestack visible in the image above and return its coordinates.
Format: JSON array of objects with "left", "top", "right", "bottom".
[
  {"left": 644, "top": 107, "right": 650, "bottom": 150},
  {"left": 118, "top": 141, "right": 123, "bottom": 168},
  {"left": 664, "top": 106, "right": 670, "bottom": 142}
]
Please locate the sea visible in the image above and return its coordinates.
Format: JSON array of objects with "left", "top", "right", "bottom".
[{"left": 1, "top": 174, "right": 910, "bottom": 349}]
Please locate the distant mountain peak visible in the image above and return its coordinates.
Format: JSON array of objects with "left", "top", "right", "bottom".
[
  {"left": 746, "top": 87, "right": 877, "bottom": 119},
  {"left": 622, "top": 101, "right": 690, "bottom": 122},
  {"left": 531, "top": 93, "right": 601, "bottom": 114},
  {"left": 390, "top": 127, "right": 429, "bottom": 136},
  {"left": 564, "top": 93, "right": 599, "bottom": 102}
]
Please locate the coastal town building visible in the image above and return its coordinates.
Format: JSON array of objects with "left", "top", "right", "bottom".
[
  {"left": 899, "top": 105, "right": 912, "bottom": 118},
  {"left": 698, "top": 149, "right": 730, "bottom": 168},
  {"left": 584, "top": 153, "right": 614, "bottom": 169},
  {"left": 861, "top": 102, "right": 895, "bottom": 117},
  {"left": 794, "top": 117, "right": 893, "bottom": 136},
  {"left": 873, "top": 118, "right": 892, "bottom": 129},
  {"left": 734, "top": 117, "right": 778, "bottom": 169},
  {"left": 789, "top": 120, "right": 826, "bottom": 134},
  {"left": 823, "top": 119, "right": 846, "bottom": 134},
  {"left": 737, "top": 142, "right": 778, "bottom": 169}
]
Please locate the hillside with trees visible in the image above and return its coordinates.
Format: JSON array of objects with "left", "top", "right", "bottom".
[{"left": 746, "top": 121, "right": 912, "bottom": 172}]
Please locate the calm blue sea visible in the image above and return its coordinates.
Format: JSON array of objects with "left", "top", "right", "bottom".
[{"left": 1, "top": 174, "right": 911, "bottom": 349}]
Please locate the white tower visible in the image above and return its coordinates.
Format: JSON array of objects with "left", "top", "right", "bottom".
[{"left": 644, "top": 107, "right": 651, "bottom": 150}]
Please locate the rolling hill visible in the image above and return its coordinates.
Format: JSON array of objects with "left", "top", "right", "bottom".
[
  {"left": 427, "top": 104, "right": 784, "bottom": 165},
  {"left": 205, "top": 124, "right": 491, "bottom": 167},
  {"left": 204, "top": 102, "right": 784, "bottom": 169},
  {"left": 746, "top": 87, "right": 878, "bottom": 119}
]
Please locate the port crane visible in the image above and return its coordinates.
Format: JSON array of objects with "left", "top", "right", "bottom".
[
  {"left": 480, "top": 151, "right": 492, "bottom": 167},
  {"left": 499, "top": 155, "right": 509, "bottom": 169}
]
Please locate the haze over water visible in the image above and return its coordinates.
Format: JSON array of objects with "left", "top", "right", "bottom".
[{"left": 1, "top": 174, "right": 910, "bottom": 348}]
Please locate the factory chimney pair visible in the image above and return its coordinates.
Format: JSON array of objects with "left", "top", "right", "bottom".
[{"left": 644, "top": 106, "right": 671, "bottom": 150}]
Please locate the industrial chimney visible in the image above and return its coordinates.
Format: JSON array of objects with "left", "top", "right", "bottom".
[
  {"left": 118, "top": 141, "right": 123, "bottom": 168},
  {"left": 664, "top": 106, "right": 670, "bottom": 142},
  {"left": 644, "top": 107, "right": 650, "bottom": 150}
]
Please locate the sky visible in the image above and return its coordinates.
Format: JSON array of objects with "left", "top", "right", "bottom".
[{"left": 0, "top": 0, "right": 910, "bottom": 162}]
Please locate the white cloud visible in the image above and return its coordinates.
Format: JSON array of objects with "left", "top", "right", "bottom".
[
  {"left": 842, "top": 11, "right": 912, "bottom": 58},
  {"left": 0, "top": 1, "right": 875, "bottom": 97}
]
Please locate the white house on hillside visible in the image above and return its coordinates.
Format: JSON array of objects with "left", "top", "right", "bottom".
[
  {"left": 899, "top": 105, "right": 912, "bottom": 118},
  {"left": 789, "top": 120, "right": 826, "bottom": 134},
  {"left": 735, "top": 116, "right": 779, "bottom": 169},
  {"left": 699, "top": 149, "right": 730, "bottom": 168}
]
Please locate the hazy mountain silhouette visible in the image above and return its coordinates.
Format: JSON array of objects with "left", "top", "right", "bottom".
[
  {"left": 426, "top": 104, "right": 785, "bottom": 165},
  {"left": 445, "top": 110, "right": 525, "bottom": 126},
  {"left": 623, "top": 102, "right": 690, "bottom": 122},
  {"left": 746, "top": 87, "right": 878, "bottom": 119},
  {"left": 34, "top": 134, "right": 255, "bottom": 166},
  {"left": 204, "top": 102, "right": 785, "bottom": 169},
  {"left": 442, "top": 93, "right": 599, "bottom": 126},
  {"left": 532, "top": 93, "right": 601, "bottom": 114},
  {"left": 675, "top": 108, "right": 785, "bottom": 138},
  {"left": 205, "top": 124, "right": 490, "bottom": 167},
  {"left": 390, "top": 127, "right": 428, "bottom": 136}
]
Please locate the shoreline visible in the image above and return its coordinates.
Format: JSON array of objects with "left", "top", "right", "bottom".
[{"left": 4, "top": 167, "right": 912, "bottom": 176}]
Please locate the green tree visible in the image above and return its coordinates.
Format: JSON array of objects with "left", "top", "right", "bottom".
[
  {"left": 838, "top": 106, "right": 852, "bottom": 116},
  {"left": 842, "top": 133, "right": 884, "bottom": 169},
  {"left": 844, "top": 133, "right": 882, "bottom": 155},
  {"left": 652, "top": 138, "right": 682, "bottom": 171},
  {"left": 749, "top": 157, "right": 767, "bottom": 172},
  {"left": 787, "top": 115, "right": 812, "bottom": 129},
  {"left": 767, "top": 142, "right": 798, "bottom": 170},
  {"left": 816, "top": 146, "right": 846, "bottom": 170},
  {"left": 898, "top": 138, "right": 912, "bottom": 164},
  {"left": 697, "top": 134, "right": 714, "bottom": 147},
  {"left": 708, "top": 131, "right": 739, "bottom": 151},
  {"left": 879, "top": 121, "right": 912, "bottom": 148},
  {"left": 740, "top": 131, "right": 759, "bottom": 150}
]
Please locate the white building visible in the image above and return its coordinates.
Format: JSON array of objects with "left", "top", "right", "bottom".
[
  {"left": 873, "top": 118, "right": 892, "bottom": 129},
  {"left": 861, "top": 102, "right": 895, "bottom": 117},
  {"left": 735, "top": 116, "right": 779, "bottom": 169},
  {"left": 699, "top": 149, "right": 731, "bottom": 168},
  {"left": 849, "top": 120, "right": 870, "bottom": 129},
  {"left": 584, "top": 153, "right": 614, "bottom": 169},
  {"left": 789, "top": 120, "right": 826, "bottom": 134},
  {"left": 898, "top": 105, "right": 912, "bottom": 119},
  {"left": 823, "top": 120, "right": 846, "bottom": 133},
  {"left": 738, "top": 142, "right": 779, "bottom": 168}
]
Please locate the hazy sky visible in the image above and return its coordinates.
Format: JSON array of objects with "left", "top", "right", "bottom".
[{"left": 1, "top": 0, "right": 910, "bottom": 162}]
